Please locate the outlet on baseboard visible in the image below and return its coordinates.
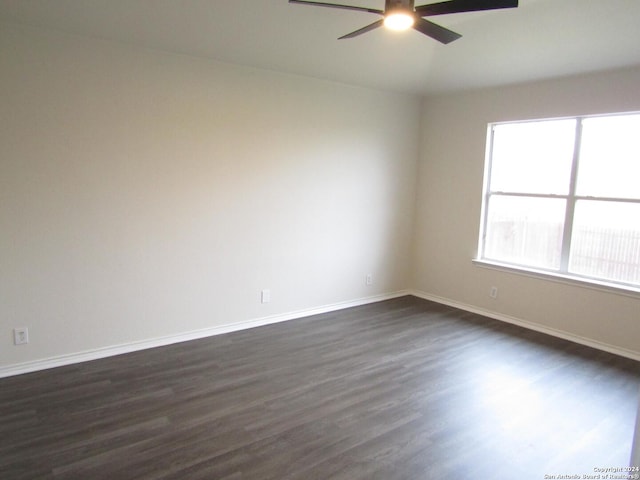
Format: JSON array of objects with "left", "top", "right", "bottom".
[
  {"left": 14, "top": 327, "right": 29, "bottom": 345},
  {"left": 489, "top": 286, "right": 498, "bottom": 299}
]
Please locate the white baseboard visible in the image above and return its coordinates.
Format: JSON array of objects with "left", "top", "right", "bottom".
[
  {"left": 0, "top": 291, "right": 410, "bottom": 379},
  {"left": 410, "top": 289, "right": 640, "bottom": 362},
  {"left": 4, "top": 288, "right": 635, "bottom": 379}
]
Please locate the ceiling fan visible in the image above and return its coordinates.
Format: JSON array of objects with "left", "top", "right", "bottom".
[{"left": 289, "top": 0, "right": 518, "bottom": 44}]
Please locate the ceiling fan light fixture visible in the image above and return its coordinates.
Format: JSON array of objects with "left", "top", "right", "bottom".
[
  {"left": 383, "top": 10, "right": 414, "bottom": 31},
  {"left": 290, "top": 0, "right": 519, "bottom": 43}
]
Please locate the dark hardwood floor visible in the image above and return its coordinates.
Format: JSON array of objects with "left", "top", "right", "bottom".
[{"left": 1, "top": 296, "right": 638, "bottom": 479}]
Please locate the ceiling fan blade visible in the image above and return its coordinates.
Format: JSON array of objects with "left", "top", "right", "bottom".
[
  {"left": 413, "top": 18, "right": 462, "bottom": 44},
  {"left": 339, "top": 19, "right": 385, "bottom": 39},
  {"left": 289, "top": 0, "right": 383, "bottom": 15},
  {"left": 415, "top": 0, "right": 518, "bottom": 17}
]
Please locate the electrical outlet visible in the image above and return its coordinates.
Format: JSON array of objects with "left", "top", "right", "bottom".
[
  {"left": 366, "top": 274, "right": 373, "bottom": 286},
  {"left": 14, "top": 327, "right": 29, "bottom": 345},
  {"left": 261, "top": 289, "right": 271, "bottom": 304},
  {"left": 489, "top": 286, "right": 498, "bottom": 299}
]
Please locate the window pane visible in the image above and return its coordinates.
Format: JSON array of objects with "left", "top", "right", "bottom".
[
  {"left": 484, "top": 196, "right": 565, "bottom": 270},
  {"left": 569, "top": 200, "right": 640, "bottom": 285},
  {"left": 490, "top": 120, "right": 576, "bottom": 195},
  {"left": 577, "top": 114, "right": 640, "bottom": 199}
]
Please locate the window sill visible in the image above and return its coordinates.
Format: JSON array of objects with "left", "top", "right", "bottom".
[{"left": 472, "top": 259, "right": 640, "bottom": 300}]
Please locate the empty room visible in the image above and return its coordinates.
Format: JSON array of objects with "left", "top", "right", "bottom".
[{"left": 1, "top": 1, "right": 639, "bottom": 478}]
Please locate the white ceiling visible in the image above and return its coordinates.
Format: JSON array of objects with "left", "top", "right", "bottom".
[{"left": 1, "top": 0, "right": 640, "bottom": 96}]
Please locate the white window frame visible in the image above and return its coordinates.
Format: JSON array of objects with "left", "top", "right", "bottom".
[{"left": 475, "top": 112, "right": 640, "bottom": 296}]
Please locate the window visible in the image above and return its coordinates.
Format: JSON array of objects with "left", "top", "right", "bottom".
[{"left": 478, "top": 112, "right": 640, "bottom": 290}]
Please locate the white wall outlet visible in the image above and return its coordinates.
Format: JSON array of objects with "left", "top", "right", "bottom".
[
  {"left": 261, "top": 289, "right": 271, "bottom": 304},
  {"left": 489, "top": 286, "right": 498, "bottom": 299},
  {"left": 366, "top": 274, "right": 373, "bottom": 286},
  {"left": 14, "top": 327, "right": 29, "bottom": 345}
]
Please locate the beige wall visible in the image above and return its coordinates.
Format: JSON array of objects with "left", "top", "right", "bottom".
[
  {"left": 0, "top": 24, "right": 420, "bottom": 370},
  {"left": 413, "top": 66, "right": 640, "bottom": 357},
  {"left": 2, "top": 22, "right": 639, "bottom": 374}
]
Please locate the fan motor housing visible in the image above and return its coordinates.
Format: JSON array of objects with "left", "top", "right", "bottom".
[{"left": 385, "top": 0, "right": 415, "bottom": 12}]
